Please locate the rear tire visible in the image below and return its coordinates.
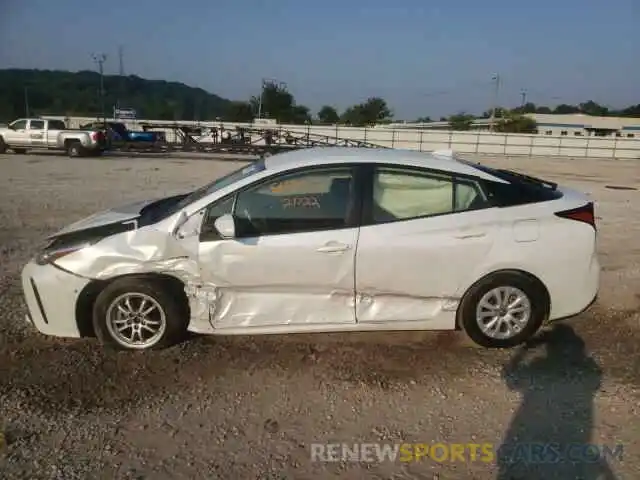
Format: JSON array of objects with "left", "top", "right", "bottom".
[
  {"left": 67, "top": 142, "right": 83, "bottom": 157},
  {"left": 92, "top": 277, "right": 189, "bottom": 351},
  {"left": 457, "top": 271, "right": 548, "bottom": 348}
]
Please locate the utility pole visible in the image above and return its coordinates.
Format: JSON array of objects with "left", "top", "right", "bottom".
[
  {"left": 92, "top": 53, "right": 107, "bottom": 127},
  {"left": 116, "top": 46, "right": 124, "bottom": 114},
  {"left": 257, "top": 78, "right": 263, "bottom": 119},
  {"left": 489, "top": 73, "right": 501, "bottom": 131}
]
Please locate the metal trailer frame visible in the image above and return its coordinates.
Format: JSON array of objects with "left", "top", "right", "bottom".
[{"left": 110, "top": 122, "right": 391, "bottom": 155}]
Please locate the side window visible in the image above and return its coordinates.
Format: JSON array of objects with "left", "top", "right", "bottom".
[
  {"left": 372, "top": 167, "right": 485, "bottom": 223},
  {"left": 48, "top": 120, "right": 66, "bottom": 130},
  {"left": 482, "top": 181, "right": 562, "bottom": 206},
  {"left": 11, "top": 120, "right": 27, "bottom": 130},
  {"left": 233, "top": 167, "right": 354, "bottom": 237},
  {"left": 29, "top": 120, "right": 45, "bottom": 130},
  {"left": 201, "top": 196, "right": 235, "bottom": 239}
]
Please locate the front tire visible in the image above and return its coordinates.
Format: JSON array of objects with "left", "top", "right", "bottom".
[
  {"left": 457, "top": 271, "right": 548, "bottom": 348},
  {"left": 92, "top": 277, "right": 189, "bottom": 350}
]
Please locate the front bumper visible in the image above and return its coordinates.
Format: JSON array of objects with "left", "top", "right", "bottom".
[{"left": 21, "top": 260, "right": 91, "bottom": 338}]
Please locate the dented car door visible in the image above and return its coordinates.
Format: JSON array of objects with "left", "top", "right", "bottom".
[
  {"left": 355, "top": 165, "right": 496, "bottom": 324},
  {"left": 191, "top": 166, "right": 360, "bottom": 332}
]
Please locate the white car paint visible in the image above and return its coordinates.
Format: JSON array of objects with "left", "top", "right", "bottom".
[
  {"left": 51, "top": 198, "right": 160, "bottom": 237},
  {"left": 21, "top": 147, "right": 599, "bottom": 348}
]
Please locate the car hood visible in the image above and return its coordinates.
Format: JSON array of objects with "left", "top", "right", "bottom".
[{"left": 49, "top": 198, "right": 159, "bottom": 238}]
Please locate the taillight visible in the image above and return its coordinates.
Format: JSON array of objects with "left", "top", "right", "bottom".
[{"left": 555, "top": 202, "right": 596, "bottom": 229}]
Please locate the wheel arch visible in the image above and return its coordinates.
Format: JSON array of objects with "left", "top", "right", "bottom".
[
  {"left": 75, "top": 272, "right": 189, "bottom": 337},
  {"left": 454, "top": 268, "right": 551, "bottom": 330}
]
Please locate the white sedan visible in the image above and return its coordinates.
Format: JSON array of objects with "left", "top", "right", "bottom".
[{"left": 21, "top": 147, "right": 599, "bottom": 350}]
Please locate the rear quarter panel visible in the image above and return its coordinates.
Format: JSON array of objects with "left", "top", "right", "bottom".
[
  {"left": 454, "top": 201, "right": 598, "bottom": 319},
  {"left": 57, "top": 131, "right": 93, "bottom": 147}
]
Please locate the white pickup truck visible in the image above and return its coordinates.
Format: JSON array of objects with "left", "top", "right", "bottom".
[{"left": 0, "top": 118, "right": 107, "bottom": 157}]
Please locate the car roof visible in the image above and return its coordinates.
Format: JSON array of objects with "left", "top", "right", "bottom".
[{"left": 262, "top": 147, "right": 503, "bottom": 181}]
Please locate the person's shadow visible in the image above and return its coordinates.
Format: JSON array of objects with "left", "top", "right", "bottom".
[{"left": 496, "top": 323, "right": 618, "bottom": 480}]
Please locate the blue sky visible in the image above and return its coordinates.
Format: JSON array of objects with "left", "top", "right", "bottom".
[{"left": 1, "top": 0, "right": 638, "bottom": 119}]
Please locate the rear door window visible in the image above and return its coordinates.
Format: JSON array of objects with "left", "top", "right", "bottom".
[
  {"left": 368, "top": 166, "right": 488, "bottom": 224},
  {"left": 48, "top": 120, "right": 66, "bottom": 130}
]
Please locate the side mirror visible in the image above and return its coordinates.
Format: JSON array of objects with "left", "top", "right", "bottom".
[{"left": 214, "top": 214, "right": 236, "bottom": 239}]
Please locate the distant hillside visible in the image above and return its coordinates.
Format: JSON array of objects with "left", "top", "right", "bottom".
[{"left": 0, "top": 69, "right": 234, "bottom": 122}]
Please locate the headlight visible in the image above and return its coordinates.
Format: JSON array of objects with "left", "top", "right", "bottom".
[{"left": 35, "top": 240, "right": 96, "bottom": 265}]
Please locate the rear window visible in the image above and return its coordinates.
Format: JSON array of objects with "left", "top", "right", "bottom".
[{"left": 464, "top": 162, "right": 563, "bottom": 207}]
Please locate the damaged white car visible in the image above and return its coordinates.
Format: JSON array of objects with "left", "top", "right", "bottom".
[{"left": 21, "top": 147, "right": 599, "bottom": 350}]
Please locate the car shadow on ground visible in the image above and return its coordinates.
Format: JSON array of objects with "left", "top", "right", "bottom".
[{"left": 496, "top": 323, "right": 618, "bottom": 480}]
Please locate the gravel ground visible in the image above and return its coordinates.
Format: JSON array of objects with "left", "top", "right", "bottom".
[{"left": 0, "top": 151, "right": 639, "bottom": 480}]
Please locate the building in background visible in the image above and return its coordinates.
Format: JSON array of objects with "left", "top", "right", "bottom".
[
  {"left": 386, "top": 114, "right": 640, "bottom": 137},
  {"left": 530, "top": 114, "right": 640, "bottom": 138}
]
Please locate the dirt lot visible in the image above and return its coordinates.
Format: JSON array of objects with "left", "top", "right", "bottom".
[{"left": 0, "top": 151, "right": 639, "bottom": 479}]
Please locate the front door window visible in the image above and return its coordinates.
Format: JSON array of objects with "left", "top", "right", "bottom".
[{"left": 232, "top": 166, "right": 356, "bottom": 237}]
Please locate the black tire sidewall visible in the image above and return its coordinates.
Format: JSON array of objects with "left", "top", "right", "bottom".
[
  {"left": 69, "top": 144, "right": 81, "bottom": 157},
  {"left": 92, "top": 277, "right": 189, "bottom": 350},
  {"left": 458, "top": 272, "right": 547, "bottom": 348}
]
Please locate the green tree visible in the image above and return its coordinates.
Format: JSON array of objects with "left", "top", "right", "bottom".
[
  {"left": 448, "top": 113, "right": 475, "bottom": 131},
  {"left": 0, "top": 69, "right": 232, "bottom": 122},
  {"left": 340, "top": 97, "right": 392, "bottom": 126},
  {"left": 511, "top": 102, "right": 537, "bottom": 114},
  {"left": 579, "top": 100, "right": 608, "bottom": 116},
  {"left": 291, "top": 104, "right": 312, "bottom": 124},
  {"left": 617, "top": 104, "right": 640, "bottom": 117},
  {"left": 553, "top": 104, "right": 581, "bottom": 114},
  {"left": 495, "top": 112, "right": 538, "bottom": 133},
  {"left": 249, "top": 81, "right": 311, "bottom": 124},
  {"left": 224, "top": 101, "right": 254, "bottom": 122},
  {"left": 359, "top": 97, "right": 392, "bottom": 125},
  {"left": 317, "top": 105, "right": 340, "bottom": 124}
]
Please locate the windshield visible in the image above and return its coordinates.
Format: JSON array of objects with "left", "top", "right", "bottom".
[{"left": 172, "top": 158, "right": 266, "bottom": 212}]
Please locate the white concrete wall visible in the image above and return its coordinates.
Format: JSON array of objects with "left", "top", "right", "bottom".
[{"left": 50, "top": 116, "right": 640, "bottom": 159}]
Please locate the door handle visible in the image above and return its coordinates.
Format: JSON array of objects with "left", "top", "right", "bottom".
[
  {"left": 317, "top": 242, "right": 351, "bottom": 253},
  {"left": 454, "top": 231, "right": 486, "bottom": 239}
]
